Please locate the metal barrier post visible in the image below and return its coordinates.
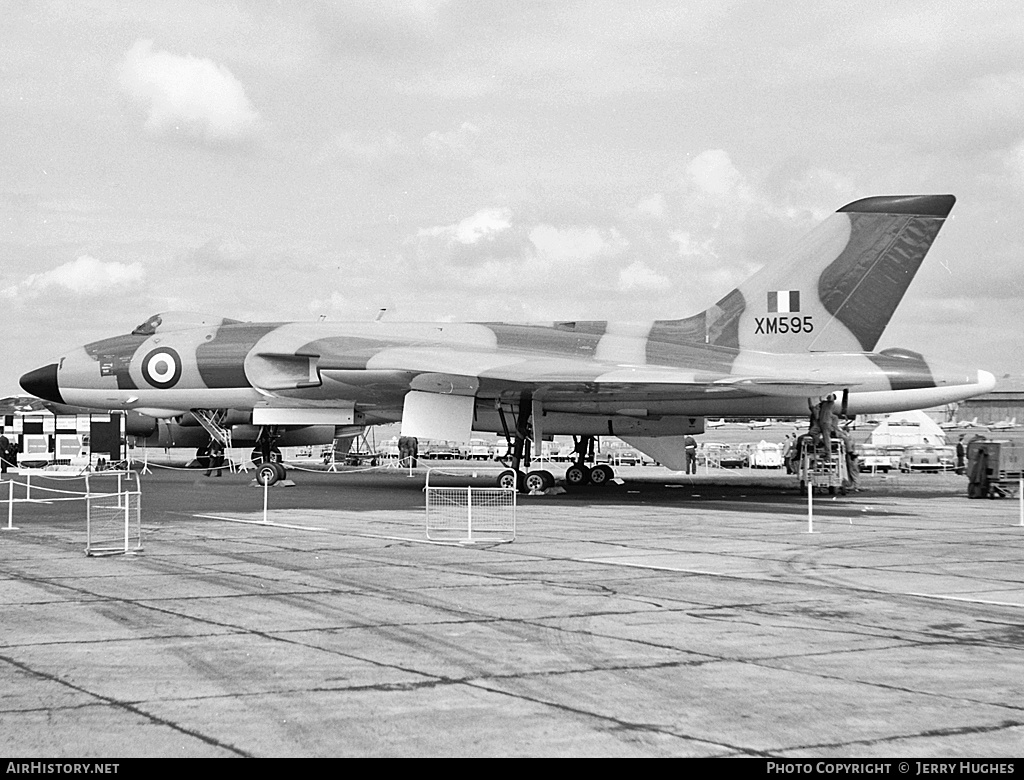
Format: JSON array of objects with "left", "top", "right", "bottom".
[
  {"left": 4, "top": 479, "right": 17, "bottom": 531},
  {"left": 123, "top": 476, "right": 130, "bottom": 551},
  {"left": 806, "top": 478, "right": 815, "bottom": 533}
]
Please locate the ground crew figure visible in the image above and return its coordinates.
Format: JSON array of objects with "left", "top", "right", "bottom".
[
  {"left": 205, "top": 439, "right": 225, "bottom": 477},
  {"left": 816, "top": 395, "right": 837, "bottom": 460},
  {"left": 398, "top": 436, "right": 418, "bottom": 468},
  {"left": 684, "top": 435, "right": 697, "bottom": 474},
  {"left": 0, "top": 435, "right": 11, "bottom": 474},
  {"left": 783, "top": 434, "right": 797, "bottom": 474},
  {"left": 956, "top": 436, "right": 966, "bottom": 475},
  {"left": 839, "top": 428, "right": 860, "bottom": 491}
]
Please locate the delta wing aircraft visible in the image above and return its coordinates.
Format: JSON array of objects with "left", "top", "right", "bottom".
[{"left": 20, "top": 194, "right": 995, "bottom": 489}]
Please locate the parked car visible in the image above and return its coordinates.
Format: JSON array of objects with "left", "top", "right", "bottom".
[
  {"left": 858, "top": 444, "right": 892, "bottom": 473},
  {"left": 698, "top": 442, "right": 727, "bottom": 467},
  {"left": 719, "top": 446, "right": 749, "bottom": 469},
  {"left": 609, "top": 449, "right": 644, "bottom": 466},
  {"left": 423, "top": 440, "right": 461, "bottom": 460},
  {"left": 748, "top": 441, "right": 783, "bottom": 468},
  {"left": 885, "top": 446, "right": 905, "bottom": 470},
  {"left": 467, "top": 439, "right": 494, "bottom": 460},
  {"left": 935, "top": 445, "right": 957, "bottom": 472},
  {"left": 899, "top": 445, "right": 941, "bottom": 473}
]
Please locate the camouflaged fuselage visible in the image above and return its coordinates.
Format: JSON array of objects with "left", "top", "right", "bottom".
[{"left": 20, "top": 195, "right": 996, "bottom": 435}]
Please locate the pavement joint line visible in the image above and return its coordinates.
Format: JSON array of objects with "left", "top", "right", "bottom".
[
  {"left": 460, "top": 676, "right": 767, "bottom": 757},
  {"left": 779, "top": 718, "right": 1024, "bottom": 755},
  {"left": 0, "top": 652, "right": 251, "bottom": 757}
]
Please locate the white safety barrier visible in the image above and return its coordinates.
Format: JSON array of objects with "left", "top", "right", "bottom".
[
  {"left": 424, "top": 467, "right": 516, "bottom": 544},
  {"left": 1, "top": 471, "right": 142, "bottom": 556},
  {"left": 85, "top": 472, "right": 142, "bottom": 556}
]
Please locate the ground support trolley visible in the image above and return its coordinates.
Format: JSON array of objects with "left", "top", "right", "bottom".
[
  {"left": 966, "top": 440, "right": 1024, "bottom": 499},
  {"left": 797, "top": 438, "right": 849, "bottom": 495}
]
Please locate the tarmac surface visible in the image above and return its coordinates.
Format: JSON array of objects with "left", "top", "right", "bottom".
[{"left": 2, "top": 461, "right": 1023, "bottom": 757}]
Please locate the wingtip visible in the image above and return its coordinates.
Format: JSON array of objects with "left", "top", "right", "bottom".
[
  {"left": 838, "top": 194, "right": 956, "bottom": 217},
  {"left": 977, "top": 369, "right": 997, "bottom": 394}
]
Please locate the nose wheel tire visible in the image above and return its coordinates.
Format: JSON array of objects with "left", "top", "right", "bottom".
[{"left": 256, "top": 461, "right": 286, "bottom": 486}]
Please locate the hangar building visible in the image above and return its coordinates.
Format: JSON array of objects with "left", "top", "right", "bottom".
[{"left": 951, "top": 376, "right": 1024, "bottom": 426}]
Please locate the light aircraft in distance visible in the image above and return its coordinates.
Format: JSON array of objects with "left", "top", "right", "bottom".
[
  {"left": 705, "top": 419, "right": 728, "bottom": 429},
  {"left": 21, "top": 194, "right": 995, "bottom": 491},
  {"left": 747, "top": 419, "right": 774, "bottom": 429},
  {"left": 940, "top": 416, "right": 982, "bottom": 430},
  {"left": 988, "top": 417, "right": 1018, "bottom": 430}
]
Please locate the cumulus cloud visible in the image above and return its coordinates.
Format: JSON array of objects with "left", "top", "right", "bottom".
[
  {"left": 617, "top": 260, "right": 670, "bottom": 292},
  {"left": 118, "top": 39, "right": 259, "bottom": 146},
  {"left": 669, "top": 230, "right": 716, "bottom": 258},
  {"left": 422, "top": 121, "right": 481, "bottom": 159},
  {"left": 1, "top": 256, "right": 145, "bottom": 298},
  {"left": 529, "top": 224, "right": 626, "bottom": 265},
  {"left": 188, "top": 235, "right": 250, "bottom": 269},
  {"left": 404, "top": 207, "right": 634, "bottom": 298},
  {"left": 684, "top": 149, "right": 754, "bottom": 202},
  {"left": 634, "top": 194, "right": 666, "bottom": 219},
  {"left": 418, "top": 207, "right": 512, "bottom": 244}
]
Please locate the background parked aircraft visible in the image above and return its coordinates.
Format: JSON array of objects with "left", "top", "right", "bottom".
[
  {"left": 988, "top": 417, "right": 1018, "bottom": 430},
  {"left": 940, "top": 417, "right": 982, "bottom": 430}
]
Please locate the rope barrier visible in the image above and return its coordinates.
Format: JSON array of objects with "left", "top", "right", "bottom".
[
  {"left": 133, "top": 456, "right": 418, "bottom": 476},
  {"left": 7, "top": 469, "right": 132, "bottom": 481},
  {"left": 3, "top": 473, "right": 135, "bottom": 497}
]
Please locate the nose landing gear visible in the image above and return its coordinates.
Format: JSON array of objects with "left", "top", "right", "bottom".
[{"left": 255, "top": 461, "right": 287, "bottom": 486}]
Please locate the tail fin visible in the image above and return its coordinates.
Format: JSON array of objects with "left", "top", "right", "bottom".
[{"left": 700, "top": 195, "right": 955, "bottom": 353}]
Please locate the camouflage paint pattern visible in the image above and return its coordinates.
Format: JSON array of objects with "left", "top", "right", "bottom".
[{"left": 21, "top": 195, "right": 994, "bottom": 434}]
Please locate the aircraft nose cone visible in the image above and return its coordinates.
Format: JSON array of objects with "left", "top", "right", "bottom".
[{"left": 19, "top": 363, "right": 64, "bottom": 404}]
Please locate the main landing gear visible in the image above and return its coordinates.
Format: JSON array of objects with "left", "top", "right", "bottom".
[
  {"left": 495, "top": 391, "right": 545, "bottom": 493},
  {"left": 493, "top": 397, "right": 614, "bottom": 492},
  {"left": 563, "top": 435, "right": 614, "bottom": 486}
]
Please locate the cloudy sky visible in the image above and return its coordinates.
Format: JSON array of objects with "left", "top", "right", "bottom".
[{"left": 3, "top": 1, "right": 1023, "bottom": 396}]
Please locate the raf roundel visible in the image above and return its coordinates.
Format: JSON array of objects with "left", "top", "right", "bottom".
[{"left": 141, "top": 347, "right": 182, "bottom": 389}]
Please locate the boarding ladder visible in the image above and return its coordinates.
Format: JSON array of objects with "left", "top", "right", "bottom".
[{"left": 191, "top": 409, "right": 235, "bottom": 472}]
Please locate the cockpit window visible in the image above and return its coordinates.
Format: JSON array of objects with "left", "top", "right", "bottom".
[
  {"left": 132, "top": 314, "right": 162, "bottom": 336},
  {"left": 129, "top": 312, "right": 243, "bottom": 336}
]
